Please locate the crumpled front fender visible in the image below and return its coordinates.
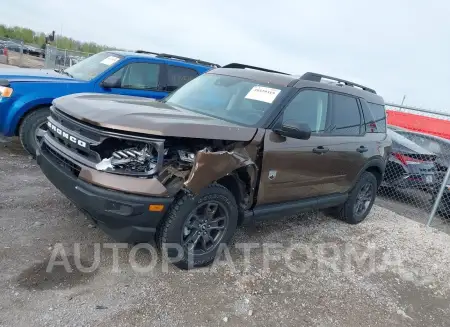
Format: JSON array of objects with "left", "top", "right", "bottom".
[{"left": 184, "top": 147, "right": 258, "bottom": 195}]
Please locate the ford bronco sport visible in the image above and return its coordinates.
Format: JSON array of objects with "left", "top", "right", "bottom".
[
  {"left": 36, "top": 63, "right": 391, "bottom": 269},
  {"left": 0, "top": 50, "right": 218, "bottom": 157}
]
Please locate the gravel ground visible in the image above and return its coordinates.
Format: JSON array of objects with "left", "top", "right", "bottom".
[
  {"left": 1, "top": 138, "right": 450, "bottom": 327},
  {"left": 4, "top": 52, "right": 45, "bottom": 68}
]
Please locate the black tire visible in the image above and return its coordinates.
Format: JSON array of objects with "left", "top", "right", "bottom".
[
  {"left": 329, "top": 171, "right": 378, "bottom": 224},
  {"left": 19, "top": 107, "right": 50, "bottom": 158},
  {"left": 157, "top": 184, "right": 238, "bottom": 270}
]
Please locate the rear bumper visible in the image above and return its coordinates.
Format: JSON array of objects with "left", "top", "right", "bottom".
[
  {"left": 383, "top": 173, "right": 436, "bottom": 192},
  {"left": 36, "top": 144, "right": 174, "bottom": 243}
]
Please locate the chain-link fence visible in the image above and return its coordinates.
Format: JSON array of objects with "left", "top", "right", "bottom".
[
  {"left": 0, "top": 36, "right": 24, "bottom": 66},
  {"left": 44, "top": 45, "right": 92, "bottom": 70},
  {"left": 0, "top": 36, "right": 47, "bottom": 68},
  {"left": 377, "top": 102, "right": 450, "bottom": 232}
]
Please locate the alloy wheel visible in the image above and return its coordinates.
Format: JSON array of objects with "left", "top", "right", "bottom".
[
  {"left": 181, "top": 201, "right": 229, "bottom": 254},
  {"left": 354, "top": 182, "right": 374, "bottom": 217}
]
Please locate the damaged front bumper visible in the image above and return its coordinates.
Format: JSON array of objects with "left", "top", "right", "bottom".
[
  {"left": 38, "top": 107, "right": 261, "bottom": 240},
  {"left": 36, "top": 138, "right": 174, "bottom": 243}
]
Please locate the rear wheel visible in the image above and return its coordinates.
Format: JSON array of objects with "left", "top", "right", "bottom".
[
  {"left": 19, "top": 107, "right": 50, "bottom": 158},
  {"left": 157, "top": 184, "right": 238, "bottom": 270},
  {"left": 328, "top": 171, "right": 377, "bottom": 224}
]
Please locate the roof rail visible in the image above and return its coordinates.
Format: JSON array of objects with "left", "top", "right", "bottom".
[
  {"left": 300, "top": 72, "right": 376, "bottom": 94},
  {"left": 156, "top": 53, "right": 220, "bottom": 68},
  {"left": 134, "top": 51, "right": 220, "bottom": 68},
  {"left": 135, "top": 50, "right": 160, "bottom": 55},
  {"left": 222, "top": 63, "right": 290, "bottom": 75}
]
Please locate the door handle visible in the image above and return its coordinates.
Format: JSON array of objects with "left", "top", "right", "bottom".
[
  {"left": 313, "top": 146, "right": 329, "bottom": 154},
  {"left": 356, "top": 146, "right": 368, "bottom": 153}
]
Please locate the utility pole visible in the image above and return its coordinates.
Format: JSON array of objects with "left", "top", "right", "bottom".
[{"left": 401, "top": 95, "right": 406, "bottom": 105}]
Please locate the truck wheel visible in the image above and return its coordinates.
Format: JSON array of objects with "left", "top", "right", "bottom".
[
  {"left": 19, "top": 107, "right": 50, "bottom": 158},
  {"left": 157, "top": 184, "right": 239, "bottom": 270},
  {"left": 330, "top": 171, "right": 377, "bottom": 224}
]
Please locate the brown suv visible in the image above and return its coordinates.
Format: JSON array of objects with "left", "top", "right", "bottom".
[{"left": 36, "top": 63, "right": 391, "bottom": 269}]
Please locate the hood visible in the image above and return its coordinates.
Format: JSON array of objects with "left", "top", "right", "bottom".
[
  {"left": 53, "top": 93, "right": 258, "bottom": 141},
  {"left": 0, "top": 67, "right": 76, "bottom": 83}
]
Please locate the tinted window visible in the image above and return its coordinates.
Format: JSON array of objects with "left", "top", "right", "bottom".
[
  {"left": 282, "top": 90, "right": 329, "bottom": 133},
  {"left": 367, "top": 102, "right": 387, "bottom": 132},
  {"left": 331, "top": 94, "right": 362, "bottom": 135},
  {"left": 110, "top": 63, "right": 160, "bottom": 89},
  {"left": 167, "top": 66, "right": 199, "bottom": 90}
]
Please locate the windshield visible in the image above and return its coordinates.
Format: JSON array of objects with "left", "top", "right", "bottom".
[
  {"left": 64, "top": 52, "right": 123, "bottom": 81},
  {"left": 164, "top": 74, "right": 285, "bottom": 126}
]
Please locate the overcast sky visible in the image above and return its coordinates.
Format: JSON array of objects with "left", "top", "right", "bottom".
[{"left": 3, "top": 0, "right": 450, "bottom": 112}]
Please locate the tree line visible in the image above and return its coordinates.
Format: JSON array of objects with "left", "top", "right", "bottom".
[{"left": 0, "top": 24, "right": 118, "bottom": 54}]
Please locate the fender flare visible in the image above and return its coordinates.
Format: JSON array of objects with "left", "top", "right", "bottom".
[{"left": 351, "top": 157, "right": 386, "bottom": 189}]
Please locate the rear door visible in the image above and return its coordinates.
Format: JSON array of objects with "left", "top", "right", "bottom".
[
  {"left": 323, "top": 93, "right": 371, "bottom": 193},
  {"left": 99, "top": 62, "right": 168, "bottom": 99},
  {"left": 164, "top": 65, "right": 200, "bottom": 92}
]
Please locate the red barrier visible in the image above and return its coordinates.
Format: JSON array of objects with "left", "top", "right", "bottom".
[{"left": 387, "top": 110, "right": 450, "bottom": 140}]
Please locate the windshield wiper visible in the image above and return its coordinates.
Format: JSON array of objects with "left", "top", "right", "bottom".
[{"left": 54, "top": 69, "right": 74, "bottom": 78}]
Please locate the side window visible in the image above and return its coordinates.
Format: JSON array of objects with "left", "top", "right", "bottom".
[
  {"left": 167, "top": 66, "right": 199, "bottom": 90},
  {"left": 331, "top": 94, "right": 363, "bottom": 135},
  {"left": 109, "top": 63, "right": 161, "bottom": 90},
  {"left": 282, "top": 90, "right": 329, "bottom": 133}
]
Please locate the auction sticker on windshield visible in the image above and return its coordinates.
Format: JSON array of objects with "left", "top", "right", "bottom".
[
  {"left": 100, "top": 56, "right": 120, "bottom": 66},
  {"left": 245, "top": 86, "right": 281, "bottom": 103}
]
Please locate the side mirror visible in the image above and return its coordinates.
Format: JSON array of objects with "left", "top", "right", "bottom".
[
  {"left": 101, "top": 75, "right": 121, "bottom": 89},
  {"left": 275, "top": 120, "right": 311, "bottom": 140}
]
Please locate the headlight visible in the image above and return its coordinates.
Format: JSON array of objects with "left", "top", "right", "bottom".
[
  {"left": 0, "top": 86, "right": 13, "bottom": 98},
  {"left": 178, "top": 150, "right": 196, "bottom": 163}
]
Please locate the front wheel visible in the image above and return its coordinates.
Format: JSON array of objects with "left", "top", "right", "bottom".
[
  {"left": 328, "top": 171, "right": 378, "bottom": 224},
  {"left": 157, "top": 184, "right": 239, "bottom": 270},
  {"left": 19, "top": 107, "right": 50, "bottom": 158}
]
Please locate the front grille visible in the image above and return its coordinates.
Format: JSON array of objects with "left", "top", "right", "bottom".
[
  {"left": 42, "top": 142, "right": 81, "bottom": 177},
  {"left": 47, "top": 128, "right": 99, "bottom": 162},
  {"left": 52, "top": 108, "right": 103, "bottom": 142},
  {"left": 47, "top": 109, "right": 102, "bottom": 164}
]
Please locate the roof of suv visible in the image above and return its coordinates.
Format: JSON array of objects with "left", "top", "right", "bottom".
[
  {"left": 209, "top": 63, "right": 384, "bottom": 105},
  {"left": 108, "top": 50, "right": 220, "bottom": 70}
]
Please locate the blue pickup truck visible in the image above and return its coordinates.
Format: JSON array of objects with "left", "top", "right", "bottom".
[{"left": 0, "top": 50, "right": 219, "bottom": 156}]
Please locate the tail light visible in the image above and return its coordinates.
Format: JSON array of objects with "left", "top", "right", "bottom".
[
  {"left": 368, "top": 121, "right": 377, "bottom": 132},
  {"left": 393, "top": 152, "right": 425, "bottom": 165}
]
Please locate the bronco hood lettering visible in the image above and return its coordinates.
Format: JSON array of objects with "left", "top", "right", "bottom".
[{"left": 53, "top": 93, "right": 258, "bottom": 142}]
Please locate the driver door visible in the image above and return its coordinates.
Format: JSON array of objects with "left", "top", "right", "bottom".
[
  {"left": 257, "top": 89, "right": 340, "bottom": 205},
  {"left": 98, "top": 62, "right": 167, "bottom": 100}
]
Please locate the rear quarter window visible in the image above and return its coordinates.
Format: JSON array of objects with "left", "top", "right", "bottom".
[
  {"left": 360, "top": 100, "right": 386, "bottom": 133},
  {"left": 367, "top": 102, "right": 387, "bottom": 133}
]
